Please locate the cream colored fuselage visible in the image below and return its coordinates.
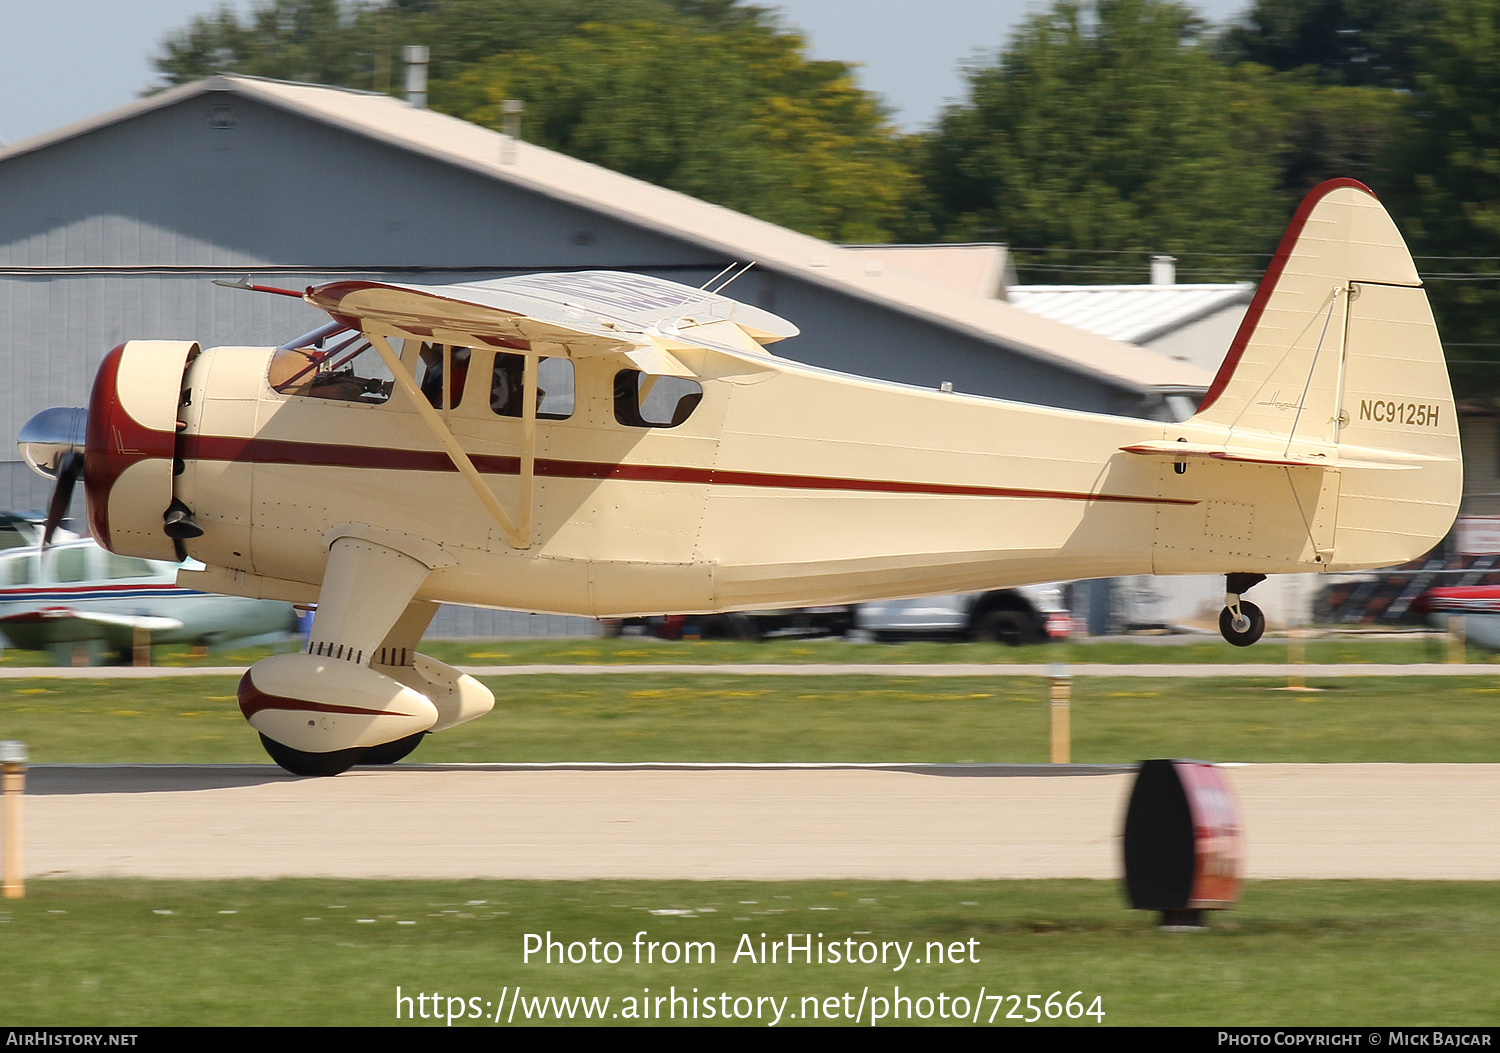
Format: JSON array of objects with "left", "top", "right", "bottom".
[{"left": 173, "top": 333, "right": 1454, "bottom": 619}]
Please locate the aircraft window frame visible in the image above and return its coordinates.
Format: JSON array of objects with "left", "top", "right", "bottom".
[
  {"left": 491, "top": 352, "right": 575, "bottom": 421},
  {"left": 613, "top": 370, "right": 704, "bottom": 429},
  {"left": 269, "top": 322, "right": 396, "bottom": 405},
  {"left": 410, "top": 342, "right": 474, "bottom": 412}
]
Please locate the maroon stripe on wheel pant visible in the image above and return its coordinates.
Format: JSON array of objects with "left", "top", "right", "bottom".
[{"left": 237, "top": 671, "right": 390, "bottom": 719}]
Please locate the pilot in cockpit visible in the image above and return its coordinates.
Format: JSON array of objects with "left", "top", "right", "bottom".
[{"left": 418, "top": 343, "right": 471, "bottom": 409}]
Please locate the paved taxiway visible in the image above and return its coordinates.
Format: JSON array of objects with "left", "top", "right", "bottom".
[{"left": 19, "top": 763, "right": 1500, "bottom": 881}]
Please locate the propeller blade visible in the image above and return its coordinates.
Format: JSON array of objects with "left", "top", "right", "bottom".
[{"left": 43, "top": 451, "right": 84, "bottom": 549}]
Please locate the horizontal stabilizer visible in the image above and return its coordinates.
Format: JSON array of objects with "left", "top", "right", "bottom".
[{"left": 1119, "top": 441, "right": 1418, "bottom": 471}]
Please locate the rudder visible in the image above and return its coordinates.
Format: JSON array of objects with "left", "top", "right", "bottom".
[{"left": 1188, "top": 179, "right": 1460, "bottom": 570}]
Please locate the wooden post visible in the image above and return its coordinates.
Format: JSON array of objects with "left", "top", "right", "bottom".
[
  {"left": 1449, "top": 615, "right": 1466, "bottom": 664},
  {"left": 1, "top": 741, "right": 26, "bottom": 899},
  {"left": 1049, "top": 664, "right": 1071, "bottom": 764},
  {"left": 133, "top": 626, "right": 150, "bottom": 667},
  {"left": 1287, "top": 626, "right": 1304, "bottom": 690}
]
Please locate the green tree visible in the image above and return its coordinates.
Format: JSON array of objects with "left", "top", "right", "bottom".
[
  {"left": 1394, "top": 0, "right": 1500, "bottom": 400},
  {"left": 1219, "top": 0, "right": 1430, "bottom": 88},
  {"left": 154, "top": 0, "right": 911, "bottom": 242},
  {"left": 153, "top": 0, "right": 776, "bottom": 92},
  {"left": 154, "top": 0, "right": 384, "bottom": 87},
  {"left": 1215, "top": 0, "right": 1422, "bottom": 212},
  {"left": 1224, "top": 64, "right": 1412, "bottom": 201},
  {"left": 443, "top": 20, "right": 911, "bottom": 241},
  {"left": 911, "top": 0, "right": 1287, "bottom": 281}
]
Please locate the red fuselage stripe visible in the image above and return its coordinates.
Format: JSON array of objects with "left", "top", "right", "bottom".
[{"left": 177, "top": 434, "right": 1194, "bottom": 505}]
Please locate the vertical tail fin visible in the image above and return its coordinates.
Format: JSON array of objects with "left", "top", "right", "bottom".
[
  {"left": 1188, "top": 178, "right": 1461, "bottom": 569},
  {"left": 1196, "top": 179, "right": 1422, "bottom": 440}
]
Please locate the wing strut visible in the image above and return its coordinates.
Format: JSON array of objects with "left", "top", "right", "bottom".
[
  {"left": 519, "top": 353, "right": 537, "bottom": 541},
  {"left": 367, "top": 333, "right": 531, "bottom": 550}
]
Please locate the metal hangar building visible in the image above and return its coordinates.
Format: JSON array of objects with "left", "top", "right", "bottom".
[{"left": 0, "top": 75, "right": 1208, "bottom": 634}]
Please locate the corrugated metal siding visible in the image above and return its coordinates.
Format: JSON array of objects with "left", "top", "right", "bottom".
[
  {"left": 0, "top": 96, "right": 713, "bottom": 271},
  {"left": 429, "top": 605, "right": 600, "bottom": 639}
]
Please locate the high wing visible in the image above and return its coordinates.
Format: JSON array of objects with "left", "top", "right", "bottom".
[{"left": 304, "top": 270, "right": 799, "bottom": 378}]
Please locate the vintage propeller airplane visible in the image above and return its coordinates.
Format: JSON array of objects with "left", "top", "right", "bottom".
[{"left": 17, "top": 179, "right": 1461, "bottom": 775}]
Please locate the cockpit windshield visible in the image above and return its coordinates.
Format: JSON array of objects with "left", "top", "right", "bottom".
[{"left": 269, "top": 322, "right": 395, "bottom": 404}]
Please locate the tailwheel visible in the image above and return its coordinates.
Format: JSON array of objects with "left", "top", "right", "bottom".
[
  {"left": 258, "top": 733, "right": 365, "bottom": 777},
  {"left": 361, "top": 731, "right": 427, "bottom": 765},
  {"left": 1218, "top": 600, "right": 1266, "bottom": 647}
]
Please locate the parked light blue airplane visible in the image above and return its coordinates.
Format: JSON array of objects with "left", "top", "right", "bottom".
[{"left": 0, "top": 516, "right": 298, "bottom": 664}]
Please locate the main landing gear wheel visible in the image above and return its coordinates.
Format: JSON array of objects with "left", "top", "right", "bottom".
[
  {"left": 361, "top": 731, "right": 427, "bottom": 765},
  {"left": 1218, "top": 601, "right": 1266, "bottom": 647},
  {"left": 258, "top": 733, "right": 365, "bottom": 777}
]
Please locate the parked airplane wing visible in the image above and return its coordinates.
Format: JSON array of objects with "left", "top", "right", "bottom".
[
  {"left": 0, "top": 607, "right": 183, "bottom": 650},
  {"left": 57, "top": 611, "right": 184, "bottom": 633}
]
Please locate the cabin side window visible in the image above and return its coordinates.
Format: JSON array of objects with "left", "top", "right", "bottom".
[
  {"left": 106, "top": 554, "right": 154, "bottom": 579},
  {"left": 614, "top": 370, "right": 703, "bottom": 428},
  {"left": 52, "top": 547, "right": 88, "bottom": 583},
  {"left": 412, "top": 343, "right": 473, "bottom": 411},
  {"left": 269, "top": 322, "right": 394, "bottom": 405},
  {"left": 1, "top": 555, "right": 34, "bottom": 586},
  {"left": 491, "top": 353, "right": 575, "bottom": 420}
]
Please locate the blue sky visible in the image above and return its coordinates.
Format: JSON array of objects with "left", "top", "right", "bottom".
[{"left": 0, "top": 0, "right": 1252, "bottom": 146}]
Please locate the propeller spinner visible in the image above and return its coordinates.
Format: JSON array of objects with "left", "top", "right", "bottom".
[{"left": 17, "top": 406, "right": 87, "bottom": 547}]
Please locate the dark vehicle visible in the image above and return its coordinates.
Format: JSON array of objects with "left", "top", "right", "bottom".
[{"left": 601, "top": 606, "right": 853, "bottom": 641}]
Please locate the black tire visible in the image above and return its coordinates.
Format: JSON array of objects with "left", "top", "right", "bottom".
[
  {"left": 1219, "top": 600, "right": 1266, "bottom": 647},
  {"left": 361, "top": 731, "right": 427, "bottom": 765},
  {"left": 723, "top": 612, "right": 761, "bottom": 641},
  {"left": 258, "top": 733, "right": 364, "bottom": 777},
  {"left": 975, "top": 609, "right": 1040, "bottom": 646}
]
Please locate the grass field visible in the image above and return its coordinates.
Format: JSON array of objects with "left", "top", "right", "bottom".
[
  {"left": 4, "top": 639, "right": 1495, "bottom": 1028},
  {"left": 2, "top": 630, "right": 1489, "bottom": 669},
  {"left": 1, "top": 878, "right": 1495, "bottom": 1026},
  {"left": 3, "top": 672, "right": 1497, "bottom": 765}
]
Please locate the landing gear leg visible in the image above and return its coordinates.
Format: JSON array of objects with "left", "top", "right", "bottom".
[
  {"left": 243, "top": 536, "right": 439, "bottom": 775},
  {"left": 372, "top": 600, "right": 495, "bottom": 735},
  {"left": 1219, "top": 573, "right": 1267, "bottom": 647}
]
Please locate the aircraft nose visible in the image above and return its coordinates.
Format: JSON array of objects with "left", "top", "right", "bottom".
[{"left": 17, "top": 406, "right": 88, "bottom": 479}]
